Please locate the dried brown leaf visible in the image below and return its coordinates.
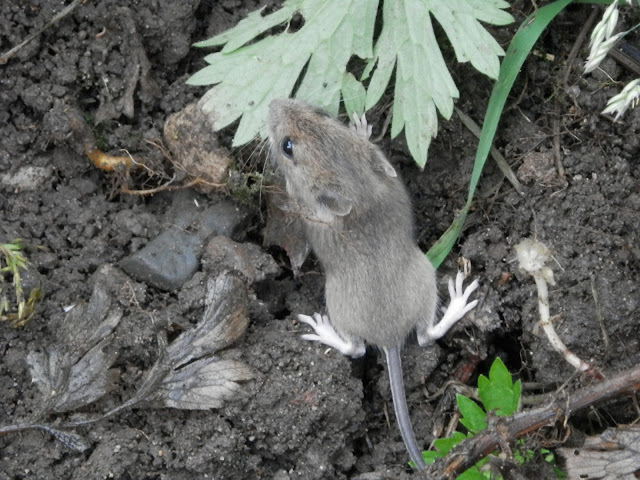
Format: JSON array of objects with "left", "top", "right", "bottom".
[
  {"left": 262, "top": 188, "right": 311, "bottom": 272},
  {"left": 164, "top": 274, "right": 249, "bottom": 367},
  {"left": 26, "top": 284, "right": 122, "bottom": 413},
  {"left": 55, "top": 284, "right": 122, "bottom": 356},
  {"left": 144, "top": 357, "right": 253, "bottom": 409},
  {"left": 558, "top": 425, "right": 640, "bottom": 480},
  {"left": 132, "top": 273, "right": 252, "bottom": 410}
]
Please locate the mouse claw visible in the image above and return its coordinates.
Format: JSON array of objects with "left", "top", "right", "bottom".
[
  {"left": 418, "top": 272, "right": 480, "bottom": 346},
  {"left": 298, "top": 312, "right": 325, "bottom": 328},
  {"left": 298, "top": 313, "right": 366, "bottom": 358},
  {"left": 350, "top": 112, "right": 373, "bottom": 140}
]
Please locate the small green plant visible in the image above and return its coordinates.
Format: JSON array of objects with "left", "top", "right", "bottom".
[
  {"left": 0, "top": 239, "right": 42, "bottom": 327},
  {"left": 187, "top": 0, "right": 513, "bottom": 167},
  {"left": 418, "top": 358, "right": 564, "bottom": 479}
]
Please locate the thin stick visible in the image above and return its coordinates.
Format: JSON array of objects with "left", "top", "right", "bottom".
[
  {"left": 590, "top": 275, "right": 610, "bottom": 362},
  {"left": 435, "top": 364, "right": 640, "bottom": 479},
  {"left": 455, "top": 107, "right": 523, "bottom": 195},
  {"left": 0, "top": 0, "right": 84, "bottom": 65},
  {"left": 562, "top": 7, "right": 599, "bottom": 88}
]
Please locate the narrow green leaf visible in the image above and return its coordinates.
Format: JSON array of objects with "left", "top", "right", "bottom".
[
  {"left": 427, "top": 0, "right": 573, "bottom": 267},
  {"left": 341, "top": 72, "right": 366, "bottom": 116}
]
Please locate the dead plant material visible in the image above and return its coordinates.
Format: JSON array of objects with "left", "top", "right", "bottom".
[
  {"left": 429, "top": 364, "right": 640, "bottom": 479},
  {"left": 163, "top": 103, "right": 231, "bottom": 194},
  {"left": 455, "top": 107, "right": 523, "bottom": 195},
  {"left": 558, "top": 425, "right": 640, "bottom": 479},
  {"left": 85, "top": 146, "right": 136, "bottom": 172},
  {"left": 0, "top": 0, "right": 84, "bottom": 65},
  {"left": 0, "top": 273, "right": 252, "bottom": 451}
]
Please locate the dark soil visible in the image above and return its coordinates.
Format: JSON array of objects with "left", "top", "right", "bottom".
[{"left": 1, "top": 1, "right": 639, "bottom": 479}]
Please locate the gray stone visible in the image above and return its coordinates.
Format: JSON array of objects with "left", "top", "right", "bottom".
[
  {"left": 120, "top": 190, "right": 253, "bottom": 291},
  {"left": 196, "top": 201, "right": 252, "bottom": 242},
  {"left": 203, "top": 236, "right": 281, "bottom": 284},
  {"left": 165, "top": 190, "right": 252, "bottom": 241},
  {"left": 1, "top": 166, "right": 53, "bottom": 191},
  {"left": 120, "top": 228, "right": 202, "bottom": 291}
]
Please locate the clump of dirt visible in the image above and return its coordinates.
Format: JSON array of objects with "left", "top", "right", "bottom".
[{"left": 0, "top": 1, "right": 638, "bottom": 479}]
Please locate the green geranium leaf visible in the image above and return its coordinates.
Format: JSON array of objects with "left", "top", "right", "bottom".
[
  {"left": 188, "top": 0, "right": 377, "bottom": 147},
  {"left": 365, "top": 0, "right": 512, "bottom": 166},
  {"left": 188, "top": 0, "right": 513, "bottom": 166}
]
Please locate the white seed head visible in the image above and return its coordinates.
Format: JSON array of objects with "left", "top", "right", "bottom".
[
  {"left": 584, "top": 31, "right": 625, "bottom": 74},
  {"left": 541, "top": 266, "right": 556, "bottom": 286},
  {"left": 602, "top": 78, "right": 640, "bottom": 120},
  {"left": 589, "top": 22, "right": 606, "bottom": 48},
  {"left": 515, "top": 238, "right": 552, "bottom": 275},
  {"left": 605, "top": 8, "right": 619, "bottom": 38},
  {"left": 585, "top": 1, "right": 624, "bottom": 75},
  {"left": 602, "top": 1, "right": 620, "bottom": 39}
]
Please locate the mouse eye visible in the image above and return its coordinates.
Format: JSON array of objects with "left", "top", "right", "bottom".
[{"left": 281, "top": 137, "right": 294, "bottom": 158}]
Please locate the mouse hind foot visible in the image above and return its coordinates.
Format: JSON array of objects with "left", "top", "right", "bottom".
[
  {"left": 417, "top": 271, "right": 479, "bottom": 347},
  {"left": 299, "top": 313, "right": 366, "bottom": 358}
]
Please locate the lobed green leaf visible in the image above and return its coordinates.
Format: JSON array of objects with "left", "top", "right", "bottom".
[
  {"left": 189, "top": 0, "right": 512, "bottom": 166},
  {"left": 457, "top": 394, "right": 488, "bottom": 434},
  {"left": 188, "top": 0, "right": 378, "bottom": 147}
]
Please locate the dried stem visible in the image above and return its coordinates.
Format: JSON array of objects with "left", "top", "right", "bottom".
[{"left": 431, "top": 364, "right": 640, "bottom": 479}]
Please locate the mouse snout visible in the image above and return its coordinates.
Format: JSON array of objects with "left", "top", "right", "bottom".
[{"left": 267, "top": 99, "right": 289, "bottom": 135}]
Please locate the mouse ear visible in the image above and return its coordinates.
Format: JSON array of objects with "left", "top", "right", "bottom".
[
  {"left": 371, "top": 150, "right": 397, "bottom": 178},
  {"left": 316, "top": 189, "right": 353, "bottom": 217}
]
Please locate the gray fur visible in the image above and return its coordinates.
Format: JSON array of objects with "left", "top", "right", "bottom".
[{"left": 267, "top": 97, "right": 437, "bottom": 349}]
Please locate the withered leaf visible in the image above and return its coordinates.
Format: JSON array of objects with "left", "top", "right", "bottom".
[
  {"left": 558, "top": 425, "right": 640, "bottom": 480},
  {"left": 144, "top": 357, "right": 253, "bottom": 409},
  {"left": 38, "top": 425, "right": 90, "bottom": 452},
  {"left": 27, "top": 284, "right": 122, "bottom": 413},
  {"left": 164, "top": 273, "right": 249, "bottom": 367},
  {"left": 55, "top": 283, "right": 122, "bottom": 357},
  {"left": 262, "top": 187, "right": 310, "bottom": 272},
  {"left": 133, "top": 273, "right": 252, "bottom": 410}
]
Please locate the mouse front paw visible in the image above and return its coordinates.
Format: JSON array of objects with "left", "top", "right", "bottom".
[
  {"left": 418, "top": 271, "right": 479, "bottom": 346},
  {"left": 298, "top": 313, "right": 366, "bottom": 358},
  {"left": 349, "top": 112, "right": 373, "bottom": 140}
]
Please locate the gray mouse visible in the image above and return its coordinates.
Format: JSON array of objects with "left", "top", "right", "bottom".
[{"left": 267, "top": 98, "right": 479, "bottom": 470}]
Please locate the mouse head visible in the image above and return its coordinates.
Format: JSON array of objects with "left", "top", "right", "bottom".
[{"left": 268, "top": 98, "right": 397, "bottom": 222}]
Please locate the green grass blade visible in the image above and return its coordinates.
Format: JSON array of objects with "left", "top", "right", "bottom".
[{"left": 426, "top": 0, "right": 573, "bottom": 267}]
